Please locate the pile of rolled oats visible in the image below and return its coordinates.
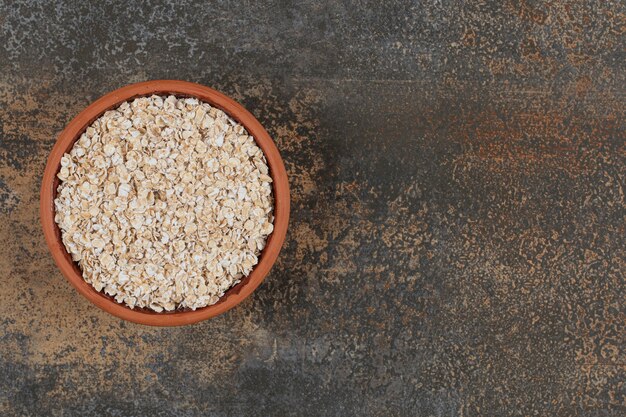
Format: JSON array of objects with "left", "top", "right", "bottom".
[{"left": 54, "top": 95, "right": 274, "bottom": 312}]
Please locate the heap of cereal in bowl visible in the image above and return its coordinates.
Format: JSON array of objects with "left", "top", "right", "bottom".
[{"left": 54, "top": 95, "right": 274, "bottom": 312}]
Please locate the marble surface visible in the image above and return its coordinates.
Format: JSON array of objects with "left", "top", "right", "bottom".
[{"left": 0, "top": 1, "right": 624, "bottom": 416}]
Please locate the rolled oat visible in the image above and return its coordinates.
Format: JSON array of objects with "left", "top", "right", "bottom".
[{"left": 54, "top": 95, "right": 274, "bottom": 311}]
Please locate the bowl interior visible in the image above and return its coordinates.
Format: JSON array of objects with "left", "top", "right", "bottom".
[{"left": 41, "top": 81, "right": 289, "bottom": 326}]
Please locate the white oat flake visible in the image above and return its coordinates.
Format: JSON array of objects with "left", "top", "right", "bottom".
[{"left": 54, "top": 95, "right": 274, "bottom": 311}]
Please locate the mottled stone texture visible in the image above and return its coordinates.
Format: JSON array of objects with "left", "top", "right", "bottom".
[{"left": 0, "top": 1, "right": 624, "bottom": 416}]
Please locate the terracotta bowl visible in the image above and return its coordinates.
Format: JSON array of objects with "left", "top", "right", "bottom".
[{"left": 40, "top": 80, "right": 289, "bottom": 326}]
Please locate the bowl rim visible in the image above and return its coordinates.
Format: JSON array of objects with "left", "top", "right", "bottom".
[{"left": 40, "top": 80, "right": 290, "bottom": 326}]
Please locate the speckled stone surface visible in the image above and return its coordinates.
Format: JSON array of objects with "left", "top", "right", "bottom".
[{"left": 0, "top": 1, "right": 624, "bottom": 416}]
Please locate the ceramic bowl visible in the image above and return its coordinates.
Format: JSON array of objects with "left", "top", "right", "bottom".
[{"left": 40, "top": 80, "right": 289, "bottom": 326}]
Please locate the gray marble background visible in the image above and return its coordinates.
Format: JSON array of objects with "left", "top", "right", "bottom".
[{"left": 0, "top": 1, "right": 624, "bottom": 416}]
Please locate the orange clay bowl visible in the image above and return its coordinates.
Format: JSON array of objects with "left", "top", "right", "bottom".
[{"left": 40, "top": 80, "right": 289, "bottom": 326}]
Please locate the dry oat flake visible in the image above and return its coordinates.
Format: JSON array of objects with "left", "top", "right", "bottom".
[{"left": 54, "top": 95, "right": 274, "bottom": 312}]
